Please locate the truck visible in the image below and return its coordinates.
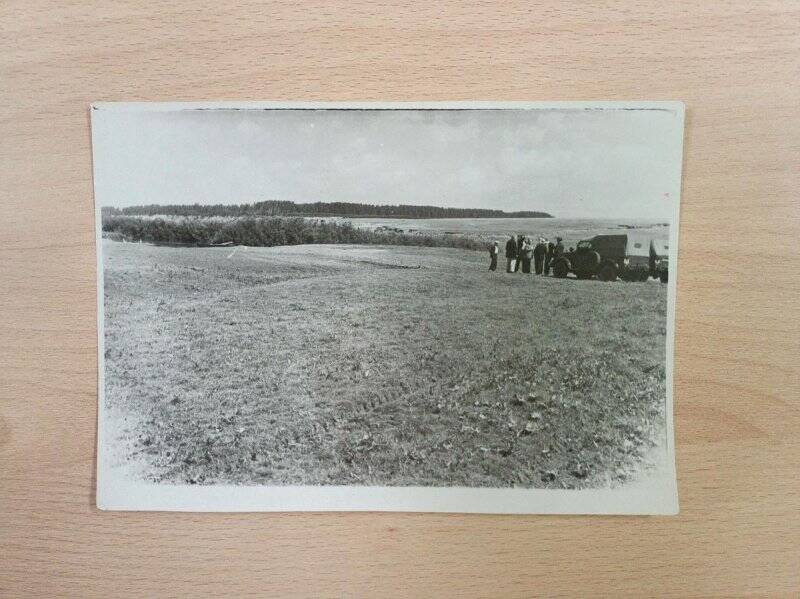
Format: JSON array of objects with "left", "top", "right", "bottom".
[{"left": 551, "top": 234, "right": 669, "bottom": 282}]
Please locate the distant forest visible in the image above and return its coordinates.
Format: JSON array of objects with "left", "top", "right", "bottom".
[{"left": 103, "top": 200, "right": 553, "bottom": 219}]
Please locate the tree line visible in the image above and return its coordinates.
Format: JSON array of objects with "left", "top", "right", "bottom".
[{"left": 102, "top": 201, "right": 553, "bottom": 219}]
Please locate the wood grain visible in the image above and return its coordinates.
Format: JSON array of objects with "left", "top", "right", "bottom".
[{"left": 1, "top": 1, "right": 798, "bottom": 596}]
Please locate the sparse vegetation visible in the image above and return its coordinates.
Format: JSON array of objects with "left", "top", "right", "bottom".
[{"left": 102, "top": 214, "right": 486, "bottom": 251}]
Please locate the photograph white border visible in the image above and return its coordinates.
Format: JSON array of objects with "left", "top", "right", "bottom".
[{"left": 93, "top": 101, "right": 683, "bottom": 513}]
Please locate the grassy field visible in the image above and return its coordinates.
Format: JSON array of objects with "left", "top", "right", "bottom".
[{"left": 103, "top": 240, "right": 668, "bottom": 489}]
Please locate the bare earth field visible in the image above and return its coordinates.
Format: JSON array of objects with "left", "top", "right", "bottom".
[{"left": 102, "top": 240, "right": 668, "bottom": 489}]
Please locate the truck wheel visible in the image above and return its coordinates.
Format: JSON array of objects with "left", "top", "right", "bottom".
[
  {"left": 660, "top": 270, "right": 668, "bottom": 283},
  {"left": 553, "top": 259, "right": 569, "bottom": 278},
  {"left": 597, "top": 261, "right": 618, "bottom": 282}
]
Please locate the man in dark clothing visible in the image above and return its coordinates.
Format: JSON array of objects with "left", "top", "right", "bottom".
[
  {"left": 488, "top": 241, "right": 499, "bottom": 271},
  {"left": 544, "top": 241, "right": 555, "bottom": 275},
  {"left": 554, "top": 236, "right": 565, "bottom": 258},
  {"left": 533, "top": 238, "right": 547, "bottom": 274},
  {"left": 514, "top": 235, "right": 524, "bottom": 272},
  {"left": 505, "top": 236, "right": 517, "bottom": 273}
]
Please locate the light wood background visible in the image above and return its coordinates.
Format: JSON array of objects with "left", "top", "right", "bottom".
[{"left": 2, "top": 2, "right": 799, "bottom": 597}]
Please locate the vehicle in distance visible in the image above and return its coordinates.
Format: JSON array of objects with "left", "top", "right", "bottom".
[{"left": 552, "top": 234, "right": 669, "bottom": 282}]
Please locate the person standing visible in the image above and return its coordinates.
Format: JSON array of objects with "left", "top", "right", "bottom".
[
  {"left": 533, "top": 237, "right": 546, "bottom": 274},
  {"left": 551, "top": 237, "right": 565, "bottom": 273},
  {"left": 544, "top": 240, "right": 555, "bottom": 275},
  {"left": 554, "top": 236, "right": 565, "bottom": 258},
  {"left": 488, "top": 241, "right": 499, "bottom": 271},
  {"left": 505, "top": 236, "right": 517, "bottom": 273},
  {"left": 521, "top": 238, "right": 533, "bottom": 273},
  {"left": 514, "top": 235, "right": 524, "bottom": 272}
]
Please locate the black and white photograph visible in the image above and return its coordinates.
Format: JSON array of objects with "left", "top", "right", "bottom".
[{"left": 93, "top": 102, "right": 682, "bottom": 513}]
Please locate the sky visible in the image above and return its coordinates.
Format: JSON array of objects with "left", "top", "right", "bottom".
[{"left": 92, "top": 106, "right": 683, "bottom": 219}]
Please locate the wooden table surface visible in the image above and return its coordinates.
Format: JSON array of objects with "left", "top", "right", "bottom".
[{"left": 2, "top": 2, "right": 798, "bottom": 597}]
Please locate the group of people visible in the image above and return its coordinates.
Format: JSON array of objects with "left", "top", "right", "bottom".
[{"left": 488, "top": 235, "right": 565, "bottom": 274}]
